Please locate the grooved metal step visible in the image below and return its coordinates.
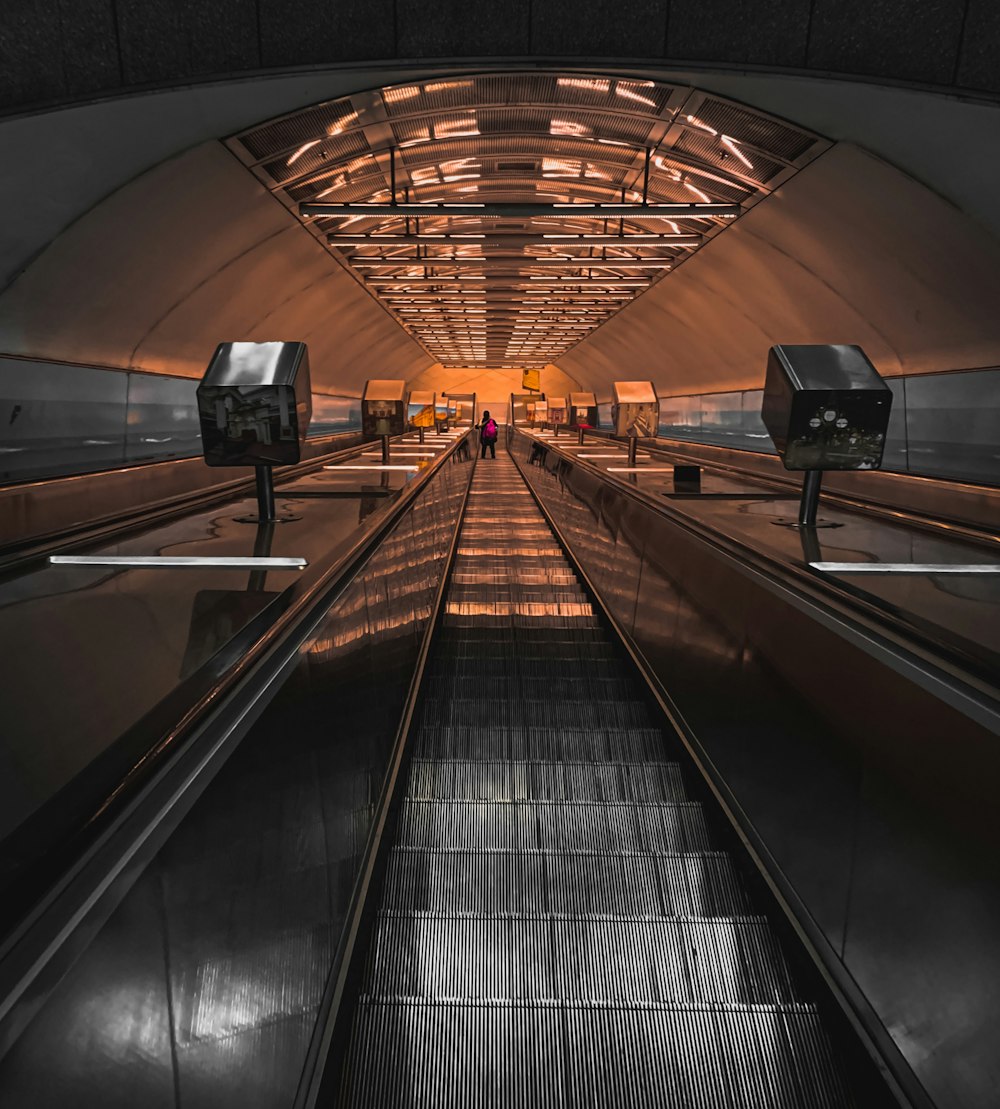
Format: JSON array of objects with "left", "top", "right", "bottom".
[
  {"left": 415, "top": 726, "right": 671, "bottom": 762},
  {"left": 383, "top": 849, "right": 751, "bottom": 917},
  {"left": 420, "top": 698, "right": 652, "bottom": 729},
  {"left": 341, "top": 999, "right": 850, "bottom": 1109},
  {"left": 365, "top": 912, "right": 798, "bottom": 1005},
  {"left": 397, "top": 799, "right": 711, "bottom": 853},
  {"left": 407, "top": 758, "right": 687, "bottom": 803},
  {"left": 335, "top": 452, "right": 853, "bottom": 1108},
  {"left": 421, "top": 676, "right": 638, "bottom": 704}
]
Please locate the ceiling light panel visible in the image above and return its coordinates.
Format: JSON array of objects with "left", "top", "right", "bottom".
[{"left": 229, "top": 72, "right": 828, "bottom": 370}]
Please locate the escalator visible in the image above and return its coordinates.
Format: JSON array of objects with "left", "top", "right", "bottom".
[
  {"left": 0, "top": 445, "right": 897, "bottom": 1108},
  {"left": 330, "top": 454, "right": 859, "bottom": 1107}
]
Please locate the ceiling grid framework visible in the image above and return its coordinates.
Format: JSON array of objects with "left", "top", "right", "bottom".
[{"left": 228, "top": 72, "right": 829, "bottom": 370}]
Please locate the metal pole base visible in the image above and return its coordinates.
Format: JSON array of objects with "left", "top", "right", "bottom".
[
  {"left": 627, "top": 436, "right": 638, "bottom": 467},
  {"left": 235, "top": 464, "right": 300, "bottom": 523},
  {"left": 381, "top": 434, "right": 391, "bottom": 464},
  {"left": 771, "top": 469, "right": 841, "bottom": 529}
]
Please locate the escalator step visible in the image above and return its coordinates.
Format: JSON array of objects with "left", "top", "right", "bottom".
[
  {"left": 383, "top": 849, "right": 750, "bottom": 917},
  {"left": 426, "top": 660, "right": 627, "bottom": 683},
  {"left": 420, "top": 698, "right": 652, "bottom": 729},
  {"left": 397, "top": 799, "right": 710, "bottom": 853},
  {"left": 415, "top": 726, "right": 669, "bottom": 762},
  {"left": 364, "top": 913, "right": 798, "bottom": 1006},
  {"left": 443, "top": 603, "right": 597, "bottom": 623},
  {"left": 421, "top": 676, "right": 638, "bottom": 704},
  {"left": 406, "top": 758, "right": 686, "bottom": 803},
  {"left": 340, "top": 999, "right": 849, "bottom": 1109},
  {"left": 436, "top": 626, "right": 609, "bottom": 643}
]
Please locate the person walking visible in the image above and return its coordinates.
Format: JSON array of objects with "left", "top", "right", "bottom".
[{"left": 477, "top": 410, "right": 498, "bottom": 459}]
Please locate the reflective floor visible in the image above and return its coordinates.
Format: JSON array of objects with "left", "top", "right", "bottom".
[{"left": 335, "top": 453, "right": 856, "bottom": 1107}]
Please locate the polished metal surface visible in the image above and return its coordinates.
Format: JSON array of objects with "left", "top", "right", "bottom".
[
  {"left": 0, "top": 429, "right": 365, "bottom": 554},
  {"left": 49, "top": 555, "right": 308, "bottom": 569},
  {"left": 762, "top": 345, "right": 892, "bottom": 472},
  {"left": 526, "top": 429, "right": 1000, "bottom": 671},
  {"left": 512, "top": 427, "right": 1000, "bottom": 1109},
  {"left": 625, "top": 434, "right": 1000, "bottom": 538},
  {"left": 0, "top": 437, "right": 476, "bottom": 1107},
  {"left": 198, "top": 342, "right": 312, "bottom": 468},
  {"left": 335, "top": 452, "right": 855, "bottom": 1107}
]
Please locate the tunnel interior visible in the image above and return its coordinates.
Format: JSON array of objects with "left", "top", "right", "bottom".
[{"left": 1, "top": 19, "right": 1000, "bottom": 1109}]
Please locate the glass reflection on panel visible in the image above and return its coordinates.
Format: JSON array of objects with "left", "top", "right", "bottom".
[
  {"left": 903, "top": 369, "right": 1000, "bottom": 484},
  {"left": 659, "top": 393, "right": 702, "bottom": 441},
  {"left": 307, "top": 394, "right": 361, "bottom": 437},
  {"left": 124, "top": 372, "right": 201, "bottom": 464},
  {"left": 0, "top": 359, "right": 128, "bottom": 482}
]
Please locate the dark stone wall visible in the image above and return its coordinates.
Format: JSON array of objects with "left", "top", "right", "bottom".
[{"left": 0, "top": 0, "right": 997, "bottom": 116}]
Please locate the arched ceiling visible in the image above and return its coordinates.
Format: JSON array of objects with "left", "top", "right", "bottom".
[{"left": 227, "top": 72, "right": 828, "bottom": 370}]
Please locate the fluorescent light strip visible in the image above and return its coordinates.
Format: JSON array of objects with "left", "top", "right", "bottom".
[
  {"left": 606, "top": 467, "right": 673, "bottom": 473},
  {"left": 302, "top": 202, "right": 740, "bottom": 219},
  {"left": 810, "top": 562, "right": 1000, "bottom": 574},
  {"left": 50, "top": 555, "right": 308, "bottom": 569},
  {"left": 331, "top": 234, "right": 701, "bottom": 245},
  {"left": 351, "top": 258, "right": 675, "bottom": 268},
  {"left": 326, "top": 464, "right": 419, "bottom": 472}
]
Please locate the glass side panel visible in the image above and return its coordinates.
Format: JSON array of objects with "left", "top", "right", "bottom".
[
  {"left": 0, "top": 352, "right": 361, "bottom": 485},
  {"left": 0, "top": 360, "right": 128, "bottom": 482},
  {"left": 308, "top": 394, "right": 361, "bottom": 437},
  {"left": 903, "top": 369, "right": 1000, "bottom": 484},
  {"left": 124, "top": 372, "right": 202, "bottom": 464},
  {"left": 655, "top": 370, "right": 1000, "bottom": 487},
  {"left": 881, "top": 377, "right": 909, "bottom": 473},
  {"left": 659, "top": 393, "right": 703, "bottom": 440}
]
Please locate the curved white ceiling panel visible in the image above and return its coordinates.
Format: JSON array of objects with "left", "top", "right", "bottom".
[
  {"left": 0, "top": 142, "right": 434, "bottom": 393},
  {"left": 557, "top": 144, "right": 1000, "bottom": 398}
]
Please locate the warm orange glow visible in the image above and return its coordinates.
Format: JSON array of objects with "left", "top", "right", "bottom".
[
  {"left": 684, "top": 182, "right": 712, "bottom": 203},
  {"left": 615, "top": 85, "right": 657, "bottom": 107},
  {"left": 327, "top": 111, "right": 359, "bottom": 135},
  {"left": 236, "top": 69, "right": 811, "bottom": 370},
  {"left": 550, "top": 119, "right": 590, "bottom": 137},
  {"left": 287, "top": 140, "right": 321, "bottom": 165},
  {"left": 721, "top": 135, "right": 754, "bottom": 169},
  {"left": 383, "top": 85, "right": 420, "bottom": 103},
  {"left": 557, "top": 77, "right": 611, "bottom": 93}
]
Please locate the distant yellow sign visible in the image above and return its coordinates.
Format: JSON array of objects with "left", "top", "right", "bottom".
[{"left": 522, "top": 368, "right": 541, "bottom": 391}]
